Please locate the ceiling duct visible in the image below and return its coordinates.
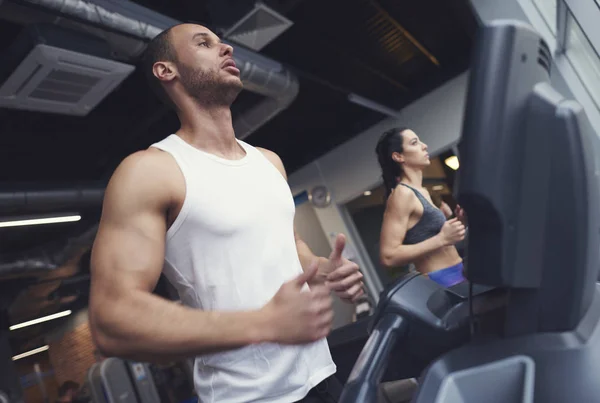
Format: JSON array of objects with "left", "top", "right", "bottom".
[
  {"left": 0, "top": 23, "right": 135, "bottom": 116},
  {"left": 220, "top": 3, "right": 293, "bottom": 51},
  {"left": 0, "top": 0, "right": 299, "bottom": 139},
  {"left": 0, "top": 186, "right": 105, "bottom": 215}
]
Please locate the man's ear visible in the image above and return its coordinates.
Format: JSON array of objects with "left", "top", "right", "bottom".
[{"left": 152, "top": 61, "right": 177, "bottom": 83}]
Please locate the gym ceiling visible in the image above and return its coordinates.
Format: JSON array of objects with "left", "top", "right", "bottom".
[{"left": 0, "top": 0, "right": 477, "bottom": 356}]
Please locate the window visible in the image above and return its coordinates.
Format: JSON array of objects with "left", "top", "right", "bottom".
[
  {"left": 565, "top": 11, "right": 600, "bottom": 109},
  {"left": 533, "top": 0, "right": 557, "bottom": 34}
]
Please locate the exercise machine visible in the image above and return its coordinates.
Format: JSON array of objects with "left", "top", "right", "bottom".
[
  {"left": 340, "top": 18, "right": 600, "bottom": 403},
  {"left": 87, "top": 358, "right": 160, "bottom": 403},
  {"left": 87, "top": 363, "right": 107, "bottom": 403},
  {"left": 339, "top": 275, "right": 504, "bottom": 402}
]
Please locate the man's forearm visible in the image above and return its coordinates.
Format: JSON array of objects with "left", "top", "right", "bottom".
[
  {"left": 295, "top": 234, "right": 328, "bottom": 283},
  {"left": 90, "top": 290, "right": 271, "bottom": 363},
  {"left": 296, "top": 236, "right": 327, "bottom": 270}
]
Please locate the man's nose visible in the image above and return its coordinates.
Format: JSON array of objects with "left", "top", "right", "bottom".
[{"left": 221, "top": 42, "right": 233, "bottom": 57}]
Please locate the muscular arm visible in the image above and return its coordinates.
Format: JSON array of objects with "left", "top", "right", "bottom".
[
  {"left": 294, "top": 231, "right": 328, "bottom": 274},
  {"left": 379, "top": 187, "right": 446, "bottom": 269},
  {"left": 88, "top": 151, "right": 273, "bottom": 363}
]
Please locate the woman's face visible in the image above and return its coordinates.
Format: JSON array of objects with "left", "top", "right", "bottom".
[{"left": 393, "top": 129, "right": 430, "bottom": 168}]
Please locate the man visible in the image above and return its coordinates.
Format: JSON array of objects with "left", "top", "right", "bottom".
[{"left": 88, "top": 23, "right": 364, "bottom": 403}]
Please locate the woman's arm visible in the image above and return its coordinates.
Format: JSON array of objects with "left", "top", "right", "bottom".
[
  {"left": 379, "top": 187, "right": 463, "bottom": 269},
  {"left": 379, "top": 187, "right": 443, "bottom": 268}
]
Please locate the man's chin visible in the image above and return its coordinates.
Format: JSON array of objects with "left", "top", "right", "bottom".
[
  {"left": 220, "top": 80, "right": 244, "bottom": 104},
  {"left": 222, "top": 74, "right": 243, "bottom": 88}
]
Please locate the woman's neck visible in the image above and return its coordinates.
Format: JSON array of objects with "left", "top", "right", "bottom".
[{"left": 399, "top": 167, "right": 423, "bottom": 188}]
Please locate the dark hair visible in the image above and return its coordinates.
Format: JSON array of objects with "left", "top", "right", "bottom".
[
  {"left": 375, "top": 127, "right": 409, "bottom": 197},
  {"left": 58, "top": 381, "right": 79, "bottom": 397},
  {"left": 141, "top": 25, "right": 179, "bottom": 109}
]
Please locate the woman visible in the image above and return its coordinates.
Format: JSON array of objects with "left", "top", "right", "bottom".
[{"left": 376, "top": 127, "right": 466, "bottom": 287}]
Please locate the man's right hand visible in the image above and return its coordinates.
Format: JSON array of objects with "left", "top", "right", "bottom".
[
  {"left": 262, "top": 261, "right": 333, "bottom": 344},
  {"left": 438, "top": 218, "right": 466, "bottom": 246}
]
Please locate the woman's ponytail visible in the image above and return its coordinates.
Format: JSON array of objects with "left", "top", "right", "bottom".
[{"left": 375, "top": 127, "right": 408, "bottom": 197}]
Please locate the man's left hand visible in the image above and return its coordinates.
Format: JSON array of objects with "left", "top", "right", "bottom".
[{"left": 320, "top": 234, "right": 365, "bottom": 303}]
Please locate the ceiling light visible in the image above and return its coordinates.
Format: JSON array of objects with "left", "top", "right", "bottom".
[
  {"left": 432, "top": 185, "right": 444, "bottom": 191},
  {"left": 0, "top": 214, "right": 81, "bottom": 228},
  {"left": 10, "top": 310, "right": 72, "bottom": 331},
  {"left": 363, "top": 191, "right": 372, "bottom": 196},
  {"left": 445, "top": 156, "right": 460, "bottom": 170},
  {"left": 12, "top": 345, "right": 49, "bottom": 361}
]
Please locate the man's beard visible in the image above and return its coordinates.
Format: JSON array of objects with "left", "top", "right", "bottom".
[{"left": 179, "top": 63, "right": 243, "bottom": 106}]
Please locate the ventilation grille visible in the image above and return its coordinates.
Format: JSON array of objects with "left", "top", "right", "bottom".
[
  {"left": 29, "top": 69, "right": 100, "bottom": 103},
  {"left": 0, "top": 44, "right": 134, "bottom": 116},
  {"left": 361, "top": 0, "right": 439, "bottom": 69},
  {"left": 223, "top": 3, "right": 293, "bottom": 51},
  {"left": 538, "top": 39, "right": 551, "bottom": 75}
]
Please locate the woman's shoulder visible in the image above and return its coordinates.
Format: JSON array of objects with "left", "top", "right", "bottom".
[
  {"left": 388, "top": 184, "right": 417, "bottom": 210},
  {"left": 392, "top": 183, "right": 416, "bottom": 199}
]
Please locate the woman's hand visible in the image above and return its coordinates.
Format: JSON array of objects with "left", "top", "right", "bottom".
[
  {"left": 440, "top": 201, "right": 453, "bottom": 219},
  {"left": 455, "top": 204, "right": 467, "bottom": 226},
  {"left": 438, "top": 218, "right": 466, "bottom": 246}
]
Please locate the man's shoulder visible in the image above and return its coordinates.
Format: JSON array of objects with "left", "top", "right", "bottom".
[
  {"left": 115, "top": 148, "right": 173, "bottom": 176},
  {"left": 253, "top": 147, "right": 287, "bottom": 179},
  {"left": 254, "top": 146, "right": 280, "bottom": 163},
  {"left": 107, "top": 148, "right": 183, "bottom": 198}
]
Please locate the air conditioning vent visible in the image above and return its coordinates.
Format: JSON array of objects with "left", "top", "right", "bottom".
[
  {"left": 537, "top": 56, "right": 550, "bottom": 74},
  {"left": 29, "top": 69, "right": 100, "bottom": 103},
  {"left": 0, "top": 24, "right": 134, "bottom": 116},
  {"left": 539, "top": 39, "right": 551, "bottom": 60},
  {"left": 537, "top": 39, "right": 551, "bottom": 74},
  {"left": 223, "top": 3, "right": 293, "bottom": 51}
]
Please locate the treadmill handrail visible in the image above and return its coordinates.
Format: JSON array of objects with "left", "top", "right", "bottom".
[{"left": 339, "top": 314, "right": 408, "bottom": 403}]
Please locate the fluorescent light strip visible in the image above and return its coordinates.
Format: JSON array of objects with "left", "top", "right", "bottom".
[
  {"left": 10, "top": 310, "right": 72, "bottom": 331},
  {"left": 12, "top": 345, "right": 49, "bottom": 361},
  {"left": 0, "top": 215, "right": 81, "bottom": 228}
]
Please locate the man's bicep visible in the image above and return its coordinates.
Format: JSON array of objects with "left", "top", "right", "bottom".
[
  {"left": 91, "top": 215, "right": 166, "bottom": 295},
  {"left": 90, "top": 154, "right": 169, "bottom": 299}
]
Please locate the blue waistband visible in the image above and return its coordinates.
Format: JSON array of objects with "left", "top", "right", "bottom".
[{"left": 428, "top": 262, "right": 465, "bottom": 288}]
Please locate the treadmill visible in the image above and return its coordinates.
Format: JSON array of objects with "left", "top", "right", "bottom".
[
  {"left": 87, "top": 358, "right": 160, "bottom": 403},
  {"left": 340, "top": 19, "right": 600, "bottom": 403}
]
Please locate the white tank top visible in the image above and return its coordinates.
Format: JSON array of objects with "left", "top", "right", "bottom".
[{"left": 150, "top": 135, "right": 336, "bottom": 403}]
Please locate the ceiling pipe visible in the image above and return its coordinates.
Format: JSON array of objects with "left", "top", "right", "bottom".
[
  {"left": 1, "top": 0, "right": 300, "bottom": 140},
  {"left": 0, "top": 187, "right": 105, "bottom": 215}
]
